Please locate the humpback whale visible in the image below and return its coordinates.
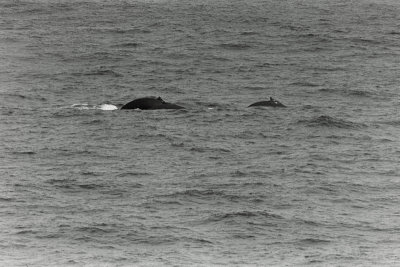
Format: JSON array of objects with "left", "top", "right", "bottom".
[
  {"left": 248, "top": 97, "right": 286, "bottom": 108},
  {"left": 120, "top": 96, "right": 184, "bottom": 110}
]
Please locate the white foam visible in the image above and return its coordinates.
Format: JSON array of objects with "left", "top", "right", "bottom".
[
  {"left": 100, "top": 104, "right": 118, "bottom": 111},
  {"left": 71, "top": 103, "right": 91, "bottom": 110}
]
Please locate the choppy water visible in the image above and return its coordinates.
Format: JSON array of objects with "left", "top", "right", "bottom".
[{"left": 1, "top": 0, "right": 400, "bottom": 266}]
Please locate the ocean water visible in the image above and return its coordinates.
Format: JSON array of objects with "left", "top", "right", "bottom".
[{"left": 1, "top": 0, "right": 400, "bottom": 266}]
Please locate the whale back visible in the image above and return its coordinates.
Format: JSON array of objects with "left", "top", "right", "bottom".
[
  {"left": 248, "top": 99, "right": 286, "bottom": 108},
  {"left": 120, "top": 96, "right": 184, "bottom": 110}
]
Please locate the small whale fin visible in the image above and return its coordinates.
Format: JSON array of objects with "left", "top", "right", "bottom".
[{"left": 248, "top": 97, "right": 286, "bottom": 108}]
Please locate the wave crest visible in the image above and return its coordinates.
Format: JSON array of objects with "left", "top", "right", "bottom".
[
  {"left": 219, "top": 43, "right": 252, "bottom": 50},
  {"left": 300, "top": 115, "right": 364, "bottom": 129}
]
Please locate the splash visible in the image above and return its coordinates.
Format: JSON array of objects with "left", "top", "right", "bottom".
[
  {"left": 99, "top": 104, "right": 118, "bottom": 111},
  {"left": 70, "top": 104, "right": 118, "bottom": 111}
]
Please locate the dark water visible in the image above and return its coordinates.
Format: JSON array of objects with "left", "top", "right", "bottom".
[{"left": 1, "top": 0, "right": 400, "bottom": 266}]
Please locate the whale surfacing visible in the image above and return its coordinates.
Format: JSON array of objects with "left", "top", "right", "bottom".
[
  {"left": 120, "top": 96, "right": 184, "bottom": 110},
  {"left": 248, "top": 97, "right": 286, "bottom": 108}
]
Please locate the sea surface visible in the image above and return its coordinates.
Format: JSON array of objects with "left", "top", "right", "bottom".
[{"left": 1, "top": 0, "right": 400, "bottom": 266}]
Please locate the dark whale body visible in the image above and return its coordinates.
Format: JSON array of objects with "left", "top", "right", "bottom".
[
  {"left": 120, "top": 96, "right": 184, "bottom": 110},
  {"left": 248, "top": 97, "right": 286, "bottom": 108}
]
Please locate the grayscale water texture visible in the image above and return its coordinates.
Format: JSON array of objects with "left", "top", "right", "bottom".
[{"left": 1, "top": 0, "right": 400, "bottom": 266}]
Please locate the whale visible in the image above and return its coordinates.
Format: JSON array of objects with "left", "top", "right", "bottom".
[
  {"left": 248, "top": 97, "right": 286, "bottom": 108},
  {"left": 120, "top": 96, "right": 184, "bottom": 110}
]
